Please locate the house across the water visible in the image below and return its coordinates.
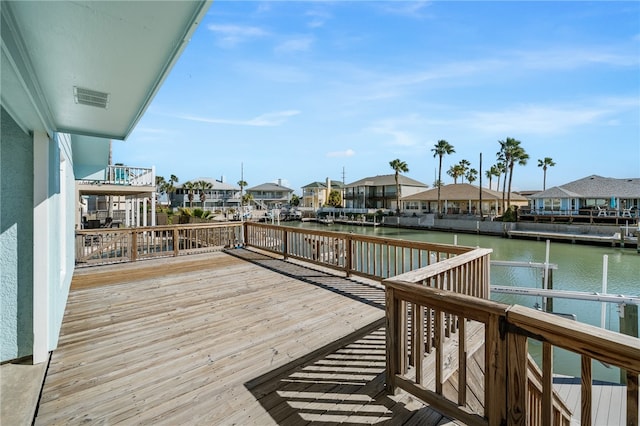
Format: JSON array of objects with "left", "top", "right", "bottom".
[{"left": 528, "top": 175, "right": 640, "bottom": 218}]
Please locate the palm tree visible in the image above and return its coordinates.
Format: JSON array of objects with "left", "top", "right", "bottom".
[
  {"left": 431, "top": 140, "right": 455, "bottom": 215},
  {"left": 182, "top": 181, "right": 195, "bottom": 208},
  {"left": 458, "top": 159, "right": 471, "bottom": 183},
  {"left": 196, "top": 180, "right": 212, "bottom": 207},
  {"left": 389, "top": 159, "right": 409, "bottom": 214},
  {"left": 237, "top": 180, "right": 248, "bottom": 207},
  {"left": 447, "top": 164, "right": 464, "bottom": 184},
  {"left": 537, "top": 157, "right": 556, "bottom": 190},
  {"left": 498, "top": 137, "right": 529, "bottom": 210},
  {"left": 466, "top": 168, "right": 478, "bottom": 184},
  {"left": 485, "top": 165, "right": 501, "bottom": 190}
]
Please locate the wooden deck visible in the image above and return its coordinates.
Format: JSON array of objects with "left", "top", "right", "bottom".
[{"left": 35, "top": 249, "right": 462, "bottom": 425}]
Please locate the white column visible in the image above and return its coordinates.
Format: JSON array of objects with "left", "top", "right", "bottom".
[
  {"left": 143, "top": 197, "right": 148, "bottom": 227},
  {"left": 151, "top": 192, "right": 156, "bottom": 226},
  {"left": 33, "top": 131, "right": 50, "bottom": 364},
  {"left": 125, "top": 198, "right": 131, "bottom": 227},
  {"left": 135, "top": 199, "right": 140, "bottom": 227}
]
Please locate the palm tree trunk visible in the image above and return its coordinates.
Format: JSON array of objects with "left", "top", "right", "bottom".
[
  {"left": 438, "top": 156, "right": 443, "bottom": 215},
  {"left": 502, "top": 170, "right": 508, "bottom": 213},
  {"left": 507, "top": 163, "right": 514, "bottom": 208}
]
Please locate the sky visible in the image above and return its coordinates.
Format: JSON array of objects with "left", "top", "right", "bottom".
[{"left": 113, "top": 1, "right": 640, "bottom": 194}]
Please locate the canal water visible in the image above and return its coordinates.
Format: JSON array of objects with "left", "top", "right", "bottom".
[{"left": 287, "top": 222, "right": 640, "bottom": 383}]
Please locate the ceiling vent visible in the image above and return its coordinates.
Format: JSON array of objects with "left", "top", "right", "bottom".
[{"left": 73, "top": 87, "right": 109, "bottom": 109}]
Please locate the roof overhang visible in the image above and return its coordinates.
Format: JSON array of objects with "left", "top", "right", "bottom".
[{"left": 1, "top": 0, "right": 211, "bottom": 140}]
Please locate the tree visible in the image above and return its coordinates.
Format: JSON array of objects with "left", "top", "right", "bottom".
[
  {"left": 458, "top": 159, "right": 471, "bottom": 183},
  {"left": 327, "top": 189, "right": 342, "bottom": 207},
  {"left": 183, "top": 181, "right": 195, "bottom": 208},
  {"left": 485, "top": 165, "right": 501, "bottom": 190},
  {"left": 466, "top": 168, "right": 478, "bottom": 184},
  {"left": 196, "top": 180, "right": 213, "bottom": 207},
  {"left": 157, "top": 174, "right": 179, "bottom": 206},
  {"left": 447, "top": 164, "right": 464, "bottom": 184},
  {"left": 431, "top": 140, "right": 455, "bottom": 215},
  {"left": 498, "top": 137, "right": 529, "bottom": 210},
  {"left": 537, "top": 157, "right": 556, "bottom": 190},
  {"left": 389, "top": 159, "right": 409, "bottom": 214},
  {"left": 237, "top": 180, "right": 248, "bottom": 206},
  {"left": 290, "top": 194, "right": 300, "bottom": 207},
  {"left": 242, "top": 193, "right": 253, "bottom": 207}
]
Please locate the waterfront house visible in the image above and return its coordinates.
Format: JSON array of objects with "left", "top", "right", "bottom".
[
  {"left": 528, "top": 175, "right": 640, "bottom": 217},
  {"left": 301, "top": 178, "right": 345, "bottom": 209},
  {"left": 401, "top": 183, "right": 529, "bottom": 216},
  {"left": 0, "top": 0, "right": 211, "bottom": 365},
  {"left": 344, "top": 174, "right": 428, "bottom": 211},
  {"left": 172, "top": 177, "right": 241, "bottom": 211},
  {"left": 246, "top": 180, "right": 295, "bottom": 210}
]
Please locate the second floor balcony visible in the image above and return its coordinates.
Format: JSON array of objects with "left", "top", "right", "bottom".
[{"left": 77, "top": 164, "right": 155, "bottom": 196}]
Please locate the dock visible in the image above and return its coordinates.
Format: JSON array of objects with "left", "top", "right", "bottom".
[{"left": 507, "top": 229, "right": 638, "bottom": 247}]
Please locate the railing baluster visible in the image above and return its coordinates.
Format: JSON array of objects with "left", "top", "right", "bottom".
[{"left": 581, "top": 356, "right": 592, "bottom": 426}]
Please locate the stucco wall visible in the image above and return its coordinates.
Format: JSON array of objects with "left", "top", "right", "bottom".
[{"left": 1, "top": 107, "right": 34, "bottom": 361}]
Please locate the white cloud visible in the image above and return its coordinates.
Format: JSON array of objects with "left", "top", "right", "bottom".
[
  {"left": 327, "top": 149, "right": 355, "bottom": 158},
  {"left": 275, "top": 36, "right": 314, "bottom": 54},
  {"left": 468, "top": 105, "right": 609, "bottom": 135},
  {"left": 513, "top": 47, "right": 639, "bottom": 70},
  {"left": 207, "top": 24, "right": 268, "bottom": 48},
  {"left": 179, "top": 110, "right": 300, "bottom": 127}
]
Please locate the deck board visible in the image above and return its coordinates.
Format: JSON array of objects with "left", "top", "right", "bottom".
[{"left": 35, "top": 249, "right": 453, "bottom": 425}]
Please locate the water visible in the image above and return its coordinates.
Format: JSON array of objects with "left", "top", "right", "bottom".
[{"left": 286, "top": 221, "right": 640, "bottom": 382}]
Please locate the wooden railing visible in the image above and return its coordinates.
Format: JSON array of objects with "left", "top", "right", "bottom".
[
  {"left": 384, "top": 265, "right": 640, "bottom": 426},
  {"left": 75, "top": 223, "right": 243, "bottom": 266},
  {"left": 243, "top": 222, "right": 478, "bottom": 283}
]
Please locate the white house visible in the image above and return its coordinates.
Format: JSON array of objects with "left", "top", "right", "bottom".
[{"left": 0, "top": 1, "right": 211, "bottom": 365}]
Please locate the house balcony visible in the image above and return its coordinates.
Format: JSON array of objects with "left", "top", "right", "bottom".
[{"left": 76, "top": 164, "right": 155, "bottom": 196}]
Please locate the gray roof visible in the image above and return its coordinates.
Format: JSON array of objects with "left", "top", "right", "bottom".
[
  {"left": 247, "top": 182, "right": 294, "bottom": 192},
  {"left": 302, "top": 180, "right": 345, "bottom": 189},
  {"left": 346, "top": 174, "right": 428, "bottom": 188},
  {"left": 402, "top": 183, "right": 528, "bottom": 202},
  {"left": 529, "top": 175, "right": 640, "bottom": 199}
]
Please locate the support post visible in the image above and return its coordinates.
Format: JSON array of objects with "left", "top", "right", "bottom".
[{"left": 620, "top": 303, "right": 639, "bottom": 384}]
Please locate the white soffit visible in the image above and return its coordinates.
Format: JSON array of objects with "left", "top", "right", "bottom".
[{"left": 1, "top": 1, "right": 211, "bottom": 140}]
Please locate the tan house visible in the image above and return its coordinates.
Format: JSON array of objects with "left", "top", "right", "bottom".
[
  {"left": 402, "top": 183, "right": 528, "bottom": 215},
  {"left": 301, "top": 178, "right": 345, "bottom": 209}
]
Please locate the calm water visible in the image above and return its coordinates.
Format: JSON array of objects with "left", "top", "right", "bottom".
[{"left": 287, "top": 222, "right": 640, "bottom": 382}]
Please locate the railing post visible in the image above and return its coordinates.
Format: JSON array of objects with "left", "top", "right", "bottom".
[
  {"left": 173, "top": 228, "right": 179, "bottom": 257},
  {"left": 283, "top": 228, "right": 288, "bottom": 259},
  {"left": 507, "top": 331, "right": 528, "bottom": 425},
  {"left": 131, "top": 230, "right": 138, "bottom": 262},
  {"left": 385, "top": 286, "right": 398, "bottom": 395},
  {"left": 345, "top": 236, "right": 353, "bottom": 277},
  {"left": 485, "top": 314, "right": 507, "bottom": 426}
]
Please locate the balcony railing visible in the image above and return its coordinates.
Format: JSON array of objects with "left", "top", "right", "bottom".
[
  {"left": 77, "top": 164, "right": 155, "bottom": 187},
  {"left": 243, "top": 222, "right": 480, "bottom": 285},
  {"left": 75, "top": 223, "right": 243, "bottom": 266}
]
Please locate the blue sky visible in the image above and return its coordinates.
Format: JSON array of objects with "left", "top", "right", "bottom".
[{"left": 113, "top": 1, "right": 640, "bottom": 194}]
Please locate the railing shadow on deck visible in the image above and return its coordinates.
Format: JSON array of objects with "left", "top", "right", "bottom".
[
  {"left": 224, "top": 248, "right": 386, "bottom": 310},
  {"left": 244, "top": 321, "right": 456, "bottom": 425}
]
